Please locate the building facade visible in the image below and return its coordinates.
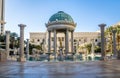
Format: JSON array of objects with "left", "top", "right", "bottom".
[
  {"left": 0, "top": 0, "right": 5, "bottom": 35},
  {"left": 30, "top": 11, "right": 100, "bottom": 54}
]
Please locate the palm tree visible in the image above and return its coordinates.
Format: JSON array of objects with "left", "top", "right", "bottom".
[
  {"left": 114, "top": 25, "right": 120, "bottom": 59},
  {"left": 10, "top": 32, "right": 18, "bottom": 49},
  {"left": 84, "top": 43, "right": 92, "bottom": 54},
  {"left": 94, "top": 45, "right": 101, "bottom": 53},
  {"left": 77, "top": 45, "right": 84, "bottom": 53},
  {"left": 115, "top": 25, "right": 120, "bottom": 50},
  {"left": 105, "top": 26, "right": 113, "bottom": 53},
  {"left": 105, "top": 25, "right": 120, "bottom": 56}
]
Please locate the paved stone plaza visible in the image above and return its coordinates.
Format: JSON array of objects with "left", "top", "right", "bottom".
[{"left": 0, "top": 60, "right": 120, "bottom": 78}]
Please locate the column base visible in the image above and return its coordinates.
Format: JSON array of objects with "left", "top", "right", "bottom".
[
  {"left": 17, "top": 57, "right": 26, "bottom": 62},
  {"left": 117, "top": 51, "right": 120, "bottom": 60},
  {"left": 100, "top": 57, "right": 106, "bottom": 61},
  {"left": 0, "top": 51, "right": 7, "bottom": 62}
]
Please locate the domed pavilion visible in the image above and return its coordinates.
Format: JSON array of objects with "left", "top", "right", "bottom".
[{"left": 46, "top": 11, "right": 76, "bottom": 54}]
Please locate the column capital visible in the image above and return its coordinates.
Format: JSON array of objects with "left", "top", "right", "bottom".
[
  {"left": 18, "top": 24, "right": 26, "bottom": 28},
  {"left": 65, "top": 28, "right": 69, "bottom": 34},
  {"left": 26, "top": 39, "right": 29, "bottom": 41},
  {"left": 48, "top": 30, "right": 51, "bottom": 32},
  {"left": 5, "top": 31, "right": 10, "bottom": 34},
  {"left": 98, "top": 23, "right": 106, "bottom": 27},
  {"left": 53, "top": 29, "right": 56, "bottom": 31},
  {"left": 66, "top": 28, "right": 69, "bottom": 31},
  {"left": 71, "top": 30, "right": 74, "bottom": 32},
  {"left": 112, "top": 30, "right": 117, "bottom": 33}
]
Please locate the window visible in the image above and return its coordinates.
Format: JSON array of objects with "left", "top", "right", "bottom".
[
  {"left": 79, "top": 39, "right": 81, "bottom": 41},
  {"left": 74, "top": 39, "right": 77, "bottom": 42},
  {"left": 52, "top": 37, "right": 54, "bottom": 41},
  {"left": 37, "top": 39, "right": 40, "bottom": 42},
  {"left": 58, "top": 37, "right": 60, "bottom": 41},
  {"left": 62, "top": 37, "right": 64, "bottom": 41},
  {"left": 32, "top": 39, "right": 34, "bottom": 43},
  {"left": 95, "top": 39, "right": 97, "bottom": 42},
  {"left": 84, "top": 38, "right": 87, "bottom": 42}
]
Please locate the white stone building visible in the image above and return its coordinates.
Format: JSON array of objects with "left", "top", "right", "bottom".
[{"left": 30, "top": 11, "right": 100, "bottom": 53}]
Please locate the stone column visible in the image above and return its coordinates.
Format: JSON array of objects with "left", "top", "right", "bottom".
[
  {"left": 54, "top": 30, "right": 57, "bottom": 59},
  {"left": 91, "top": 39, "right": 94, "bottom": 54},
  {"left": 18, "top": 24, "right": 26, "bottom": 62},
  {"left": 112, "top": 30, "right": 117, "bottom": 58},
  {"left": 91, "top": 39, "right": 95, "bottom": 61},
  {"left": 71, "top": 31, "right": 74, "bottom": 53},
  {"left": 47, "top": 31, "right": 51, "bottom": 61},
  {"left": 99, "top": 23, "right": 106, "bottom": 60},
  {"left": 48, "top": 31, "right": 51, "bottom": 53},
  {"left": 26, "top": 39, "right": 29, "bottom": 60},
  {"left": 65, "top": 29, "right": 69, "bottom": 53},
  {"left": 5, "top": 31, "right": 10, "bottom": 59}
]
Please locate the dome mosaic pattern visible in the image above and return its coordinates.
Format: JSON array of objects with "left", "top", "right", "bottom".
[{"left": 49, "top": 11, "right": 74, "bottom": 23}]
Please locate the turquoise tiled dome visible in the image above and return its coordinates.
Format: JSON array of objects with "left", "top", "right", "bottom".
[{"left": 49, "top": 11, "right": 74, "bottom": 22}]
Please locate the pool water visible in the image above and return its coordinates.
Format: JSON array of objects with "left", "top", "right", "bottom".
[{"left": 28, "top": 55, "right": 101, "bottom": 62}]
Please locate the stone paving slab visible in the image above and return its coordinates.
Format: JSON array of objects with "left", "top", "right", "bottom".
[{"left": 0, "top": 60, "right": 120, "bottom": 78}]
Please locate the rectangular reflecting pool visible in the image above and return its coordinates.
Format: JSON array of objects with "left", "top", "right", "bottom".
[{"left": 28, "top": 54, "right": 101, "bottom": 62}]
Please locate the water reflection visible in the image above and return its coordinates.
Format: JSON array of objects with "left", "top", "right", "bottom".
[{"left": 28, "top": 53, "right": 101, "bottom": 62}]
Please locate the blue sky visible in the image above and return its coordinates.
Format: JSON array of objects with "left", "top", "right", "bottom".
[{"left": 5, "top": 0, "right": 120, "bottom": 39}]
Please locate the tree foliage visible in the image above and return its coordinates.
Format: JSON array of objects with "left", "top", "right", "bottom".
[
  {"left": 105, "top": 25, "right": 120, "bottom": 53},
  {"left": 84, "top": 43, "right": 92, "bottom": 54},
  {"left": 29, "top": 44, "right": 42, "bottom": 55},
  {"left": 10, "top": 32, "right": 19, "bottom": 49}
]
